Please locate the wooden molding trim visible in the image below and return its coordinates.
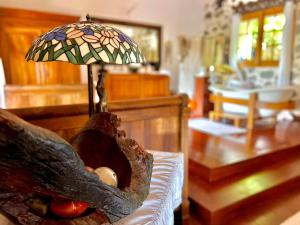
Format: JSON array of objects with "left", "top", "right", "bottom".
[{"left": 8, "top": 94, "right": 187, "bottom": 120}]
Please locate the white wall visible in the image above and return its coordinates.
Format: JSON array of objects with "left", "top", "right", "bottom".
[
  {"left": 0, "top": 0, "right": 205, "bottom": 42},
  {"left": 0, "top": 0, "right": 207, "bottom": 92}
]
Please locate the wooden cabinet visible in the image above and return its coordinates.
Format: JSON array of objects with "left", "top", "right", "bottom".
[
  {"left": 191, "top": 76, "right": 212, "bottom": 117},
  {"left": 0, "top": 7, "right": 81, "bottom": 85},
  {"left": 105, "top": 73, "right": 170, "bottom": 101}
]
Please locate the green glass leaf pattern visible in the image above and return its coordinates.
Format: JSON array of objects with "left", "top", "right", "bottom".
[
  {"left": 88, "top": 43, "right": 102, "bottom": 61},
  {"left": 25, "top": 21, "right": 146, "bottom": 65}
]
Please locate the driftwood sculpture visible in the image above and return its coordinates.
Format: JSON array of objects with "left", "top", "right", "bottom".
[{"left": 0, "top": 109, "right": 153, "bottom": 225}]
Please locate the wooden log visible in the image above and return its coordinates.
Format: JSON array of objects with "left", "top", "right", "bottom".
[{"left": 0, "top": 109, "right": 153, "bottom": 225}]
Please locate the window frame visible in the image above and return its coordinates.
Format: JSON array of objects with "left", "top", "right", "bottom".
[{"left": 238, "top": 6, "right": 284, "bottom": 68}]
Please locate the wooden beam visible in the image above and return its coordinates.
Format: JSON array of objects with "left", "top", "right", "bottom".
[
  {"left": 257, "top": 101, "right": 296, "bottom": 110},
  {"left": 210, "top": 94, "right": 249, "bottom": 106},
  {"left": 247, "top": 93, "right": 257, "bottom": 130}
]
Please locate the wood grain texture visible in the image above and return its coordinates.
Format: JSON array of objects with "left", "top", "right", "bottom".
[
  {"left": 3, "top": 73, "right": 170, "bottom": 108},
  {"left": 5, "top": 85, "right": 88, "bottom": 109},
  {"left": 189, "top": 121, "right": 300, "bottom": 182},
  {"left": 105, "top": 73, "right": 170, "bottom": 101},
  {"left": 229, "top": 181, "right": 300, "bottom": 225},
  {"left": 191, "top": 76, "right": 212, "bottom": 118},
  {"left": 0, "top": 7, "right": 81, "bottom": 85},
  {"left": 189, "top": 121, "right": 300, "bottom": 225}
]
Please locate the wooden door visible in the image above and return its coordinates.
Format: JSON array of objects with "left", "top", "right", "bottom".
[
  {"left": 0, "top": 7, "right": 81, "bottom": 85},
  {"left": 1, "top": 26, "right": 41, "bottom": 84}
]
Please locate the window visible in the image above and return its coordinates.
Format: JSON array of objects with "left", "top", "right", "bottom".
[
  {"left": 238, "top": 18, "right": 259, "bottom": 62},
  {"left": 237, "top": 6, "right": 285, "bottom": 67}
]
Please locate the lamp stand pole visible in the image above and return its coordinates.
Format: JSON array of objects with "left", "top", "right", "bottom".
[
  {"left": 96, "top": 64, "right": 108, "bottom": 113},
  {"left": 86, "top": 14, "right": 96, "bottom": 117},
  {"left": 86, "top": 14, "right": 107, "bottom": 116},
  {"left": 87, "top": 63, "right": 108, "bottom": 117},
  {"left": 87, "top": 64, "right": 94, "bottom": 117}
]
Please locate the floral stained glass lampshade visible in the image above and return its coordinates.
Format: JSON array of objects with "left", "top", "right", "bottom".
[
  {"left": 26, "top": 20, "right": 146, "bottom": 116},
  {"left": 25, "top": 21, "right": 145, "bottom": 65}
]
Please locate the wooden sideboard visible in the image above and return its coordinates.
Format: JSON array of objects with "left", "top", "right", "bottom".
[
  {"left": 4, "top": 84, "right": 88, "bottom": 108},
  {"left": 191, "top": 76, "right": 212, "bottom": 117},
  {"left": 105, "top": 73, "right": 170, "bottom": 100},
  {"left": 3, "top": 73, "right": 171, "bottom": 108}
]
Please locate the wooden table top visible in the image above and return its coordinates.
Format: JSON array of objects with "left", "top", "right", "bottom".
[{"left": 189, "top": 120, "right": 300, "bottom": 169}]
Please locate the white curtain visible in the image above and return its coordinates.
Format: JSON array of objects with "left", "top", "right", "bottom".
[
  {"left": 229, "top": 13, "right": 241, "bottom": 72},
  {"left": 0, "top": 58, "right": 6, "bottom": 108},
  {"left": 278, "top": 1, "right": 295, "bottom": 86},
  {"left": 178, "top": 37, "right": 202, "bottom": 97}
]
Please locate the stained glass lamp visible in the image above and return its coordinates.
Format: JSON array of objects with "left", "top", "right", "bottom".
[{"left": 26, "top": 16, "right": 145, "bottom": 116}]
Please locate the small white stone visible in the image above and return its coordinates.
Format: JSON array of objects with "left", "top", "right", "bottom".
[{"left": 94, "top": 167, "right": 118, "bottom": 188}]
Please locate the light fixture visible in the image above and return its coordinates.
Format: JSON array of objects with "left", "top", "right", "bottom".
[{"left": 26, "top": 15, "right": 145, "bottom": 117}]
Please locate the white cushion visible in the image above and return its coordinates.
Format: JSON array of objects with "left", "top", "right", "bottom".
[{"left": 116, "top": 150, "right": 184, "bottom": 225}]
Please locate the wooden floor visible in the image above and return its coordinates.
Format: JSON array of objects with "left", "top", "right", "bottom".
[{"left": 188, "top": 120, "right": 300, "bottom": 225}]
